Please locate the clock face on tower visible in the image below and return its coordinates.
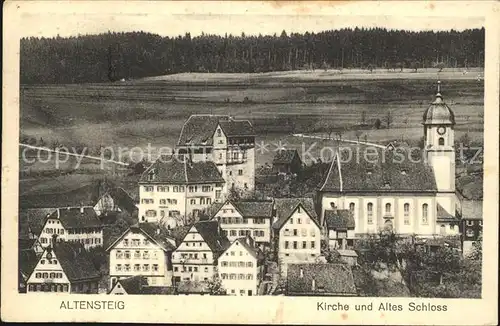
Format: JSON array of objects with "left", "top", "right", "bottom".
[{"left": 437, "top": 126, "right": 446, "bottom": 135}]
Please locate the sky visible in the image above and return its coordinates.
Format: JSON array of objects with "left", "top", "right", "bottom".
[{"left": 17, "top": 1, "right": 485, "bottom": 38}]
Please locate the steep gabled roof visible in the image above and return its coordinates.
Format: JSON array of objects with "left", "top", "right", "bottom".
[
  {"left": 139, "top": 158, "right": 224, "bottom": 184},
  {"left": 211, "top": 200, "right": 274, "bottom": 219},
  {"left": 287, "top": 263, "right": 357, "bottom": 296},
  {"left": 113, "top": 276, "right": 149, "bottom": 294},
  {"left": 324, "top": 209, "right": 355, "bottom": 230},
  {"left": 273, "top": 149, "right": 301, "bottom": 164},
  {"left": 194, "top": 220, "right": 231, "bottom": 255},
  {"left": 51, "top": 242, "right": 100, "bottom": 282},
  {"left": 177, "top": 114, "right": 228, "bottom": 146},
  {"left": 106, "top": 223, "right": 176, "bottom": 252},
  {"left": 19, "top": 249, "right": 39, "bottom": 277},
  {"left": 272, "top": 197, "right": 319, "bottom": 230},
  {"left": 218, "top": 119, "right": 255, "bottom": 137},
  {"left": 319, "top": 148, "right": 437, "bottom": 193},
  {"left": 47, "top": 207, "right": 102, "bottom": 229},
  {"left": 436, "top": 203, "right": 458, "bottom": 222},
  {"left": 223, "top": 237, "right": 263, "bottom": 261}
]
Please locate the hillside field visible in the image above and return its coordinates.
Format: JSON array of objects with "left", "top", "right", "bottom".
[{"left": 19, "top": 70, "right": 484, "bottom": 201}]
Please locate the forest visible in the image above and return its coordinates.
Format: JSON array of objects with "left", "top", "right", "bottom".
[{"left": 20, "top": 27, "right": 485, "bottom": 84}]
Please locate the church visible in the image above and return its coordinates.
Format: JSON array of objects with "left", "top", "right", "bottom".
[{"left": 317, "top": 81, "right": 460, "bottom": 238}]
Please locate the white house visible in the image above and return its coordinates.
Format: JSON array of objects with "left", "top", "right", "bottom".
[
  {"left": 317, "top": 82, "right": 460, "bottom": 238},
  {"left": 26, "top": 239, "right": 100, "bottom": 293},
  {"left": 218, "top": 236, "right": 263, "bottom": 296},
  {"left": 272, "top": 197, "right": 322, "bottom": 275},
  {"left": 211, "top": 200, "right": 274, "bottom": 248},
  {"left": 176, "top": 114, "right": 256, "bottom": 194},
  {"left": 138, "top": 157, "right": 225, "bottom": 225},
  {"left": 37, "top": 207, "right": 103, "bottom": 250},
  {"left": 106, "top": 223, "right": 176, "bottom": 288},
  {"left": 171, "top": 220, "right": 230, "bottom": 284}
]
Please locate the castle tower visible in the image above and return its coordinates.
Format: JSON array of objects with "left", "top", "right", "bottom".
[{"left": 423, "top": 81, "right": 457, "bottom": 215}]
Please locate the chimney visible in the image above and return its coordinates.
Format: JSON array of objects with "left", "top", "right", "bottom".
[
  {"left": 156, "top": 227, "right": 161, "bottom": 235},
  {"left": 80, "top": 207, "right": 85, "bottom": 214},
  {"left": 299, "top": 268, "right": 304, "bottom": 278},
  {"left": 311, "top": 279, "right": 316, "bottom": 291}
]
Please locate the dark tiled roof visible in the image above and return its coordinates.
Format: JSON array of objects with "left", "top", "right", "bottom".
[
  {"left": 234, "top": 200, "right": 274, "bottom": 218},
  {"left": 177, "top": 115, "right": 227, "bottom": 146},
  {"left": 319, "top": 149, "right": 437, "bottom": 193},
  {"left": 194, "top": 220, "right": 231, "bottom": 255},
  {"left": 136, "top": 223, "right": 176, "bottom": 251},
  {"left": 48, "top": 207, "right": 102, "bottom": 229},
  {"left": 272, "top": 197, "right": 319, "bottom": 230},
  {"left": 460, "top": 200, "right": 482, "bottom": 220},
  {"left": 18, "top": 208, "right": 52, "bottom": 238},
  {"left": 273, "top": 149, "right": 301, "bottom": 164},
  {"left": 287, "top": 263, "right": 357, "bottom": 296},
  {"left": 436, "top": 203, "right": 458, "bottom": 222},
  {"left": 19, "top": 239, "right": 37, "bottom": 251},
  {"left": 324, "top": 209, "right": 355, "bottom": 230},
  {"left": 106, "top": 223, "right": 176, "bottom": 252},
  {"left": 139, "top": 158, "right": 224, "bottom": 184},
  {"left": 141, "top": 286, "right": 176, "bottom": 295},
  {"left": 19, "top": 249, "right": 38, "bottom": 277},
  {"left": 218, "top": 119, "right": 255, "bottom": 137},
  {"left": 19, "top": 183, "right": 100, "bottom": 209},
  {"left": 176, "top": 280, "right": 210, "bottom": 294},
  {"left": 115, "top": 276, "right": 149, "bottom": 294},
  {"left": 106, "top": 187, "right": 138, "bottom": 215},
  {"left": 52, "top": 241, "right": 100, "bottom": 282}
]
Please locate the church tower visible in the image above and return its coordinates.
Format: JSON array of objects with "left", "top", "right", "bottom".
[{"left": 423, "top": 81, "right": 456, "bottom": 215}]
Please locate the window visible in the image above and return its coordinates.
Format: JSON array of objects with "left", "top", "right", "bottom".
[
  {"left": 466, "top": 220, "right": 474, "bottom": 226},
  {"left": 160, "top": 199, "right": 166, "bottom": 205},
  {"left": 124, "top": 264, "right": 131, "bottom": 271},
  {"left": 204, "top": 267, "right": 209, "bottom": 273},
  {"left": 216, "top": 190, "right": 221, "bottom": 199},
  {"left": 439, "top": 137, "right": 445, "bottom": 146},
  {"left": 297, "top": 206, "right": 302, "bottom": 213},
  {"left": 124, "top": 251, "right": 130, "bottom": 259},
  {"left": 123, "top": 239, "right": 129, "bottom": 247},
  {"left": 466, "top": 229, "right": 474, "bottom": 237},
  {"left": 230, "top": 230, "right": 237, "bottom": 236},
  {"left": 238, "top": 169, "right": 243, "bottom": 176},
  {"left": 143, "top": 251, "right": 150, "bottom": 259},
  {"left": 134, "top": 251, "right": 140, "bottom": 259},
  {"left": 246, "top": 274, "right": 253, "bottom": 280},
  {"left": 293, "top": 241, "right": 298, "bottom": 249},
  {"left": 311, "top": 241, "right": 315, "bottom": 249},
  {"left": 302, "top": 241, "right": 307, "bottom": 249},
  {"left": 246, "top": 262, "right": 253, "bottom": 267},
  {"left": 310, "top": 228, "right": 316, "bottom": 237},
  {"left": 146, "top": 210, "right": 157, "bottom": 217},
  {"left": 349, "top": 202, "right": 355, "bottom": 213},
  {"left": 217, "top": 129, "right": 221, "bottom": 136},
  {"left": 293, "top": 229, "right": 298, "bottom": 236},
  {"left": 367, "top": 203, "right": 373, "bottom": 224},
  {"left": 284, "top": 241, "right": 289, "bottom": 249},
  {"left": 190, "top": 199, "right": 196, "bottom": 205},
  {"left": 134, "top": 264, "right": 140, "bottom": 271},
  {"left": 116, "top": 250, "right": 123, "bottom": 259},
  {"left": 298, "top": 218, "right": 302, "bottom": 224},
  {"left": 173, "top": 186, "right": 179, "bottom": 192},
  {"left": 194, "top": 267, "right": 198, "bottom": 272},
  {"left": 116, "top": 264, "right": 122, "bottom": 272},
  {"left": 385, "top": 203, "right": 391, "bottom": 214},
  {"left": 404, "top": 203, "right": 410, "bottom": 225},
  {"left": 301, "top": 228, "right": 307, "bottom": 236},
  {"left": 238, "top": 261, "right": 245, "bottom": 268},
  {"left": 422, "top": 204, "right": 429, "bottom": 224},
  {"left": 290, "top": 218, "right": 293, "bottom": 224}
]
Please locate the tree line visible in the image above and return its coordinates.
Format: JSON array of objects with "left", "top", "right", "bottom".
[{"left": 21, "top": 27, "right": 484, "bottom": 84}]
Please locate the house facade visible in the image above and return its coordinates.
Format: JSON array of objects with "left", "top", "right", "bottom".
[
  {"left": 459, "top": 200, "right": 483, "bottom": 256},
  {"left": 218, "top": 236, "right": 263, "bottom": 296},
  {"left": 211, "top": 200, "right": 274, "bottom": 248},
  {"left": 107, "top": 223, "right": 176, "bottom": 288},
  {"left": 176, "top": 115, "right": 256, "bottom": 195},
  {"left": 272, "top": 198, "right": 321, "bottom": 274},
  {"left": 171, "top": 220, "right": 230, "bottom": 284},
  {"left": 317, "top": 82, "right": 459, "bottom": 238},
  {"left": 37, "top": 207, "right": 103, "bottom": 250},
  {"left": 138, "top": 158, "right": 225, "bottom": 225},
  {"left": 26, "top": 239, "right": 100, "bottom": 293},
  {"left": 323, "top": 208, "right": 356, "bottom": 250}
]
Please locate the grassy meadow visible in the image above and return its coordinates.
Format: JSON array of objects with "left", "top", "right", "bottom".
[{"left": 19, "top": 69, "right": 484, "bottom": 201}]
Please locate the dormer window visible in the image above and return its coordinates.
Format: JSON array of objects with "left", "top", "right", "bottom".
[{"left": 217, "top": 129, "right": 221, "bottom": 137}]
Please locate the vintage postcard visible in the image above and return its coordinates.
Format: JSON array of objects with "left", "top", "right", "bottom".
[{"left": 2, "top": 1, "right": 499, "bottom": 324}]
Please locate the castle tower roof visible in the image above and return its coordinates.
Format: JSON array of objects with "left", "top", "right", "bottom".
[{"left": 423, "top": 81, "right": 455, "bottom": 125}]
